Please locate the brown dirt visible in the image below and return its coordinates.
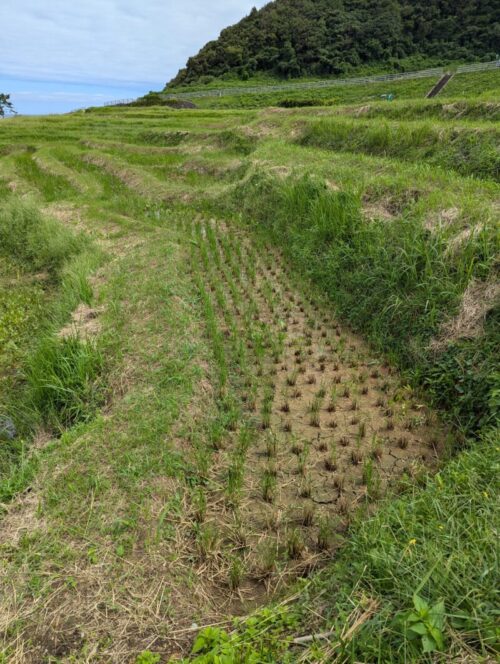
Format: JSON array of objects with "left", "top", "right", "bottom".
[
  {"left": 363, "top": 202, "right": 395, "bottom": 221},
  {"left": 431, "top": 277, "right": 500, "bottom": 349},
  {"left": 58, "top": 302, "right": 103, "bottom": 339},
  {"left": 195, "top": 219, "right": 446, "bottom": 598}
]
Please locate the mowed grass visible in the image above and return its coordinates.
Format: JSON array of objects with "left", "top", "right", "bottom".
[{"left": 0, "top": 71, "right": 498, "bottom": 663}]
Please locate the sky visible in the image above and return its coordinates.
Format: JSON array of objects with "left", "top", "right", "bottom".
[{"left": 0, "top": 1, "right": 269, "bottom": 115}]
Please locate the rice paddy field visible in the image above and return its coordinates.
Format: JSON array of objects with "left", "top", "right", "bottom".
[{"left": 0, "top": 70, "right": 499, "bottom": 663}]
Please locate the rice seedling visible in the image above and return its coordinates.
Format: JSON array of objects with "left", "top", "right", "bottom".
[
  {"left": 333, "top": 474, "right": 345, "bottom": 492},
  {"left": 327, "top": 400, "right": 336, "bottom": 413},
  {"left": 398, "top": 436, "right": 409, "bottom": 450},
  {"left": 192, "top": 488, "right": 207, "bottom": 524},
  {"left": 196, "top": 523, "right": 219, "bottom": 560},
  {"left": 325, "top": 445, "right": 338, "bottom": 472},
  {"left": 301, "top": 502, "right": 315, "bottom": 527},
  {"left": 337, "top": 495, "right": 350, "bottom": 515},
  {"left": 297, "top": 447, "right": 309, "bottom": 475},
  {"left": 286, "top": 529, "right": 305, "bottom": 559},
  {"left": 256, "top": 542, "right": 278, "bottom": 579},
  {"left": 362, "top": 458, "right": 373, "bottom": 486},
  {"left": 309, "top": 412, "right": 321, "bottom": 428},
  {"left": 351, "top": 447, "right": 363, "bottom": 465},
  {"left": 228, "top": 556, "right": 244, "bottom": 590},
  {"left": 317, "top": 517, "right": 335, "bottom": 551},
  {"left": 266, "top": 434, "right": 278, "bottom": 458},
  {"left": 226, "top": 460, "right": 244, "bottom": 507},
  {"left": 262, "top": 470, "right": 276, "bottom": 503},
  {"left": 370, "top": 435, "right": 384, "bottom": 461}
]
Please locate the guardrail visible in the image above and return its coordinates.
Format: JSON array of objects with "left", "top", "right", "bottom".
[
  {"left": 163, "top": 60, "right": 499, "bottom": 100},
  {"left": 102, "top": 98, "right": 136, "bottom": 106}
]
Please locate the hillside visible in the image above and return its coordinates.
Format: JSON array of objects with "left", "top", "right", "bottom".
[
  {"left": 168, "top": 0, "right": 499, "bottom": 87},
  {"left": 0, "top": 71, "right": 499, "bottom": 662}
]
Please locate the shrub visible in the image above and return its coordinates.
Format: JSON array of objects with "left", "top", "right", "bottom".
[{"left": 278, "top": 98, "right": 331, "bottom": 108}]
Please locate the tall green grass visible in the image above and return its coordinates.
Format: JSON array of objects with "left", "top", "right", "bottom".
[
  {"left": 231, "top": 175, "right": 499, "bottom": 434},
  {"left": 14, "top": 152, "right": 77, "bottom": 201},
  {"left": 0, "top": 199, "right": 86, "bottom": 274},
  {"left": 0, "top": 199, "right": 103, "bottom": 494},
  {"left": 27, "top": 335, "right": 104, "bottom": 430},
  {"left": 300, "top": 119, "right": 500, "bottom": 180},
  {"left": 336, "top": 99, "right": 500, "bottom": 122}
]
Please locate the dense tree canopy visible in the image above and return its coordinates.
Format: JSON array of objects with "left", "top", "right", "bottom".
[{"left": 168, "top": 0, "right": 500, "bottom": 87}]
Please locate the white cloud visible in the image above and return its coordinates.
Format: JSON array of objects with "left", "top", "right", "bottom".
[{"left": 0, "top": 1, "right": 269, "bottom": 87}]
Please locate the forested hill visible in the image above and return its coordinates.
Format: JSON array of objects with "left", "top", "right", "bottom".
[{"left": 168, "top": 0, "right": 499, "bottom": 87}]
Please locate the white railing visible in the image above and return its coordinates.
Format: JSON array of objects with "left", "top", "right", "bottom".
[{"left": 163, "top": 60, "right": 499, "bottom": 100}]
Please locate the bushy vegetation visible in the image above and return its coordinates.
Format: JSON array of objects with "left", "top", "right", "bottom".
[{"left": 169, "top": 0, "right": 498, "bottom": 86}]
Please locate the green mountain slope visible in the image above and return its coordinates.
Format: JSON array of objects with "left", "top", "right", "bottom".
[{"left": 168, "top": 0, "right": 499, "bottom": 87}]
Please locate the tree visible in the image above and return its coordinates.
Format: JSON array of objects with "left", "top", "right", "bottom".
[
  {"left": 166, "top": 0, "right": 498, "bottom": 87},
  {"left": 0, "top": 93, "right": 15, "bottom": 118}
]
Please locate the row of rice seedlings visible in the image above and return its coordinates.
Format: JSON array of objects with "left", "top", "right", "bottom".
[
  {"left": 198, "top": 225, "right": 404, "bottom": 569},
  {"left": 194, "top": 272, "right": 228, "bottom": 390},
  {"left": 184, "top": 222, "right": 307, "bottom": 584}
]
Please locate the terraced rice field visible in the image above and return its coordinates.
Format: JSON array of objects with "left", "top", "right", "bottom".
[{"left": 0, "top": 89, "right": 498, "bottom": 662}]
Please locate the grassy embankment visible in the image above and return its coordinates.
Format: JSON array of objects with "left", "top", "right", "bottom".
[
  {"left": 159, "top": 68, "right": 500, "bottom": 109},
  {"left": 0, "top": 71, "right": 498, "bottom": 663}
]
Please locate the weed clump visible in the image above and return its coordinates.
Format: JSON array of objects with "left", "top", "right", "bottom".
[
  {"left": 0, "top": 199, "right": 85, "bottom": 275},
  {"left": 27, "top": 335, "right": 104, "bottom": 429}
]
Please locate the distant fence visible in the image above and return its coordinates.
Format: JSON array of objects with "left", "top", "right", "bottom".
[
  {"left": 102, "top": 98, "right": 136, "bottom": 106},
  {"left": 163, "top": 60, "right": 499, "bottom": 100}
]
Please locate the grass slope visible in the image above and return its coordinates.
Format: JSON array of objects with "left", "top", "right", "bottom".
[{"left": 0, "top": 72, "right": 498, "bottom": 663}]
